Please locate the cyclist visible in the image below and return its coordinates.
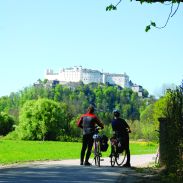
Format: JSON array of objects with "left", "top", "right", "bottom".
[
  {"left": 111, "top": 109, "right": 131, "bottom": 167},
  {"left": 77, "top": 105, "right": 104, "bottom": 166}
]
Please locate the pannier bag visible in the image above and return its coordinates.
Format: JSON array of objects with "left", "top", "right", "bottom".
[
  {"left": 116, "top": 138, "right": 125, "bottom": 153},
  {"left": 117, "top": 142, "right": 124, "bottom": 153},
  {"left": 100, "top": 134, "right": 109, "bottom": 152},
  {"left": 110, "top": 136, "right": 124, "bottom": 153}
]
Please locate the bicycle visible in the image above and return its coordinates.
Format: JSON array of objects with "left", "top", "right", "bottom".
[
  {"left": 154, "top": 130, "right": 160, "bottom": 165},
  {"left": 155, "top": 146, "right": 160, "bottom": 165},
  {"left": 110, "top": 136, "right": 127, "bottom": 167},
  {"left": 92, "top": 127, "right": 102, "bottom": 167}
]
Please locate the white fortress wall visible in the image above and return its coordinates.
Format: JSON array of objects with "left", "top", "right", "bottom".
[
  {"left": 45, "top": 69, "right": 59, "bottom": 81},
  {"left": 123, "top": 73, "right": 130, "bottom": 87},
  {"left": 102, "top": 74, "right": 106, "bottom": 84},
  {"left": 124, "top": 75, "right": 130, "bottom": 88},
  {"left": 105, "top": 74, "right": 115, "bottom": 85},
  {"left": 132, "top": 84, "right": 142, "bottom": 92},
  {"left": 81, "top": 69, "right": 102, "bottom": 84},
  {"left": 104, "top": 74, "right": 129, "bottom": 88},
  {"left": 59, "top": 67, "right": 81, "bottom": 82}
]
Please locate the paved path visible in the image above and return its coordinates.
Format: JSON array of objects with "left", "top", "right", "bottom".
[{"left": 0, "top": 154, "right": 155, "bottom": 183}]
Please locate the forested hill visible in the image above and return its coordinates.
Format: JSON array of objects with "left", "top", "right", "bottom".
[
  {"left": 0, "top": 80, "right": 154, "bottom": 121},
  {"left": 0, "top": 80, "right": 158, "bottom": 141}
]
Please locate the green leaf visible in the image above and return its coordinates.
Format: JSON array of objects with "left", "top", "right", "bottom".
[
  {"left": 145, "top": 25, "right": 151, "bottom": 32},
  {"left": 151, "top": 21, "right": 156, "bottom": 27},
  {"left": 106, "top": 4, "right": 117, "bottom": 11}
]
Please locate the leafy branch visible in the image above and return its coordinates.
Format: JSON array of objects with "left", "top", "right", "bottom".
[
  {"left": 106, "top": 0, "right": 122, "bottom": 11},
  {"left": 106, "top": 0, "right": 181, "bottom": 32},
  {"left": 145, "top": 2, "right": 180, "bottom": 32}
]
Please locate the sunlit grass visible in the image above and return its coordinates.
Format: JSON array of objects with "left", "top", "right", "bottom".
[
  {"left": 130, "top": 141, "right": 158, "bottom": 155},
  {"left": 0, "top": 140, "right": 157, "bottom": 165}
]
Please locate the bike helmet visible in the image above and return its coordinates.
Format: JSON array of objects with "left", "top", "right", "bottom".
[{"left": 113, "top": 109, "right": 120, "bottom": 117}]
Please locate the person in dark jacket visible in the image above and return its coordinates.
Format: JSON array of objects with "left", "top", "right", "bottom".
[
  {"left": 77, "top": 105, "right": 104, "bottom": 166},
  {"left": 111, "top": 109, "right": 131, "bottom": 167}
]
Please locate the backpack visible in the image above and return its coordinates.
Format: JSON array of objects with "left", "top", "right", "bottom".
[{"left": 100, "top": 134, "right": 109, "bottom": 152}]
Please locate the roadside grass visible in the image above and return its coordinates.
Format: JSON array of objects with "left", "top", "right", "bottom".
[
  {"left": 0, "top": 140, "right": 157, "bottom": 165},
  {"left": 130, "top": 141, "right": 158, "bottom": 155},
  {"left": 134, "top": 166, "right": 182, "bottom": 183}
]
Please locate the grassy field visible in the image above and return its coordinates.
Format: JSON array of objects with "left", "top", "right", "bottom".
[{"left": 0, "top": 140, "right": 157, "bottom": 165}]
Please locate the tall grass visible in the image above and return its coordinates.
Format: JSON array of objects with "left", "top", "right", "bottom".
[{"left": 0, "top": 140, "right": 157, "bottom": 165}]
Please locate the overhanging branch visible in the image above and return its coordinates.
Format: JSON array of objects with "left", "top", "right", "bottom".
[
  {"left": 106, "top": 0, "right": 182, "bottom": 31},
  {"left": 136, "top": 0, "right": 182, "bottom": 2}
]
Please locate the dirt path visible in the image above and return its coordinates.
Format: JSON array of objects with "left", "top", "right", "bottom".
[{"left": 0, "top": 154, "right": 156, "bottom": 183}]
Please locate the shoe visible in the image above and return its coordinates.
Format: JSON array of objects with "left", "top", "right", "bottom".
[
  {"left": 84, "top": 162, "right": 92, "bottom": 166},
  {"left": 122, "top": 163, "right": 131, "bottom": 167},
  {"left": 80, "top": 162, "right": 83, "bottom": 165}
]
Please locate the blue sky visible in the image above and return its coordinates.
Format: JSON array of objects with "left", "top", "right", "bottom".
[{"left": 0, "top": 0, "right": 182, "bottom": 97}]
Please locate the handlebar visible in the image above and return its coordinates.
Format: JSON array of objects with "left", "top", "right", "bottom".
[
  {"left": 95, "top": 126, "right": 102, "bottom": 130},
  {"left": 94, "top": 126, "right": 102, "bottom": 133},
  {"left": 112, "top": 128, "right": 131, "bottom": 136},
  {"left": 93, "top": 127, "right": 102, "bottom": 140},
  {"left": 127, "top": 128, "right": 131, "bottom": 133}
]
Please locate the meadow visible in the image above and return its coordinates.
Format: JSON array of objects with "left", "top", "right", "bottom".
[{"left": 0, "top": 140, "right": 157, "bottom": 165}]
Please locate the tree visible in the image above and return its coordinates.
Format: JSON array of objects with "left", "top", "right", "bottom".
[
  {"left": 152, "top": 85, "right": 183, "bottom": 180},
  {"left": 53, "top": 84, "right": 63, "bottom": 102},
  {"left": 0, "top": 112, "right": 15, "bottom": 136},
  {"left": 162, "top": 87, "right": 183, "bottom": 176},
  {"left": 17, "top": 99, "right": 68, "bottom": 141}
]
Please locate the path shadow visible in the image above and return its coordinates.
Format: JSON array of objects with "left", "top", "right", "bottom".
[{"left": 0, "top": 164, "right": 127, "bottom": 183}]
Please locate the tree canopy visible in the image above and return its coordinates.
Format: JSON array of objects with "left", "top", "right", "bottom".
[
  {"left": 0, "top": 81, "right": 158, "bottom": 141},
  {"left": 0, "top": 112, "right": 15, "bottom": 136},
  {"left": 16, "top": 99, "right": 68, "bottom": 141}
]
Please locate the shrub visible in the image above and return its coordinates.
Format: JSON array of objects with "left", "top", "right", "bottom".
[
  {"left": 16, "top": 99, "right": 68, "bottom": 141},
  {"left": 0, "top": 112, "right": 15, "bottom": 136}
]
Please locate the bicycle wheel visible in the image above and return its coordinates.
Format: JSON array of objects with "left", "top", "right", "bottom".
[
  {"left": 94, "top": 141, "right": 101, "bottom": 167},
  {"left": 110, "top": 145, "right": 116, "bottom": 167},
  {"left": 155, "top": 147, "right": 159, "bottom": 165},
  {"left": 115, "top": 150, "right": 126, "bottom": 166},
  {"left": 155, "top": 153, "right": 159, "bottom": 165},
  {"left": 95, "top": 155, "right": 100, "bottom": 167},
  {"left": 110, "top": 154, "right": 115, "bottom": 167}
]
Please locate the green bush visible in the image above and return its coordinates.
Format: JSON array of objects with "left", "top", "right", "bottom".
[
  {"left": 16, "top": 98, "right": 68, "bottom": 141},
  {"left": 159, "top": 86, "right": 183, "bottom": 180},
  {"left": 3, "top": 130, "right": 19, "bottom": 140},
  {"left": 0, "top": 112, "right": 15, "bottom": 136}
]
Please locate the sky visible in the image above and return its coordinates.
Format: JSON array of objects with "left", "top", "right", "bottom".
[{"left": 0, "top": 0, "right": 183, "bottom": 97}]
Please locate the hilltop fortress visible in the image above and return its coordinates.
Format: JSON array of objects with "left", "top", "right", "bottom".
[{"left": 44, "top": 66, "right": 143, "bottom": 96}]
